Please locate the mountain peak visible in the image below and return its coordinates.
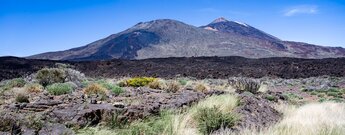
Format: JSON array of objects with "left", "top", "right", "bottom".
[
  {"left": 211, "top": 17, "right": 229, "bottom": 24},
  {"left": 132, "top": 19, "right": 186, "bottom": 30}
]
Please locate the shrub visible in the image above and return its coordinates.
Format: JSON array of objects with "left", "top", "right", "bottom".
[
  {"left": 194, "top": 83, "right": 208, "bottom": 93},
  {"left": 25, "top": 83, "right": 43, "bottom": 93},
  {"left": 16, "top": 93, "right": 29, "bottom": 103},
  {"left": 46, "top": 83, "right": 73, "bottom": 95},
  {"left": 341, "top": 89, "right": 345, "bottom": 94},
  {"left": 96, "top": 80, "right": 124, "bottom": 95},
  {"left": 126, "top": 77, "right": 156, "bottom": 87},
  {"left": 84, "top": 83, "right": 107, "bottom": 95},
  {"left": 327, "top": 92, "right": 339, "bottom": 97},
  {"left": 265, "top": 95, "right": 275, "bottom": 101},
  {"left": 148, "top": 79, "right": 167, "bottom": 90},
  {"left": 310, "top": 91, "right": 318, "bottom": 95},
  {"left": 64, "top": 68, "right": 86, "bottom": 87},
  {"left": 118, "top": 81, "right": 126, "bottom": 87},
  {"left": 110, "top": 85, "right": 124, "bottom": 95},
  {"left": 318, "top": 93, "right": 326, "bottom": 98},
  {"left": 116, "top": 111, "right": 174, "bottom": 135},
  {"left": 194, "top": 107, "right": 238, "bottom": 134},
  {"left": 8, "top": 78, "right": 26, "bottom": 88},
  {"left": 328, "top": 88, "right": 340, "bottom": 93},
  {"left": 229, "top": 78, "right": 260, "bottom": 94},
  {"left": 102, "top": 111, "right": 128, "bottom": 129},
  {"left": 165, "top": 81, "right": 181, "bottom": 93},
  {"left": 318, "top": 98, "right": 326, "bottom": 102},
  {"left": 36, "top": 68, "right": 66, "bottom": 87},
  {"left": 178, "top": 79, "right": 188, "bottom": 85},
  {"left": 1, "top": 78, "right": 26, "bottom": 91}
]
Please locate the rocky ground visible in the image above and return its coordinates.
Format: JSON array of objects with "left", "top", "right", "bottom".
[
  {"left": 0, "top": 77, "right": 345, "bottom": 135},
  {"left": 0, "top": 64, "right": 344, "bottom": 135},
  {"left": 0, "top": 86, "right": 220, "bottom": 135},
  {"left": 1, "top": 56, "right": 345, "bottom": 81}
]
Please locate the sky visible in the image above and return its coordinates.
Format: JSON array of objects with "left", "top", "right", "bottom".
[{"left": 1, "top": 0, "right": 345, "bottom": 57}]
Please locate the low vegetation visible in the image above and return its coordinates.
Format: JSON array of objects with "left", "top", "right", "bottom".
[
  {"left": 96, "top": 80, "right": 124, "bottom": 95},
  {"left": 303, "top": 87, "right": 345, "bottom": 103},
  {"left": 194, "top": 83, "right": 208, "bottom": 93},
  {"left": 46, "top": 83, "right": 74, "bottom": 95},
  {"left": 0, "top": 78, "right": 26, "bottom": 91},
  {"left": 77, "top": 94, "right": 239, "bottom": 135},
  {"left": 148, "top": 79, "right": 167, "bottom": 90},
  {"left": 83, "top": 83, "right": 107, "bottom": 95},
  {"left": 165, "top": 81, "right": 181, "bottom": 93},
  {"left": 25, "top": 83, "right": 43, "bottom": 93},
  {"left": 195, "top": 107, "right": 238, "bottom": 134},
  {"left": 232, "top": 102, "right": 345, "bottom": 135},
  {"left": 15, "top": 93, "right": 29, "bottom": 103},
  {"left": 36, "top": 68, "right": 66, "bottom": 87},
  {"left": 1, "top": 66, "right": 345, "bottom": 135},
  {"left": 229, "top": 78, "right": 260, "bottom": 94},
  {"left": 125, "top": 77, "right": 156, "bottom": 87}
]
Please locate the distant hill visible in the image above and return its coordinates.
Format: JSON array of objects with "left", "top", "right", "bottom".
[{"left": 28, "top": 17, "right": 345, "bottom": 61}]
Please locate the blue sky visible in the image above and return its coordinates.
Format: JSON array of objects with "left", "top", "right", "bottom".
[{"left": 1, "top": 0, "right": 345, "bottom": 57}]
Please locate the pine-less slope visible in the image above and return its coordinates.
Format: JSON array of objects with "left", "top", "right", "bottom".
[{"left": 28, "top": 18, "right": 345, "bottom": 61}]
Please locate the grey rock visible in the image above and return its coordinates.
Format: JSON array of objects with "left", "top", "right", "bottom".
[
  {"left": 38, "top": 123, "right": 74, "bottom": 135},
  {"left": 21, "top": 126, "right": 36, "bottom": 135}
]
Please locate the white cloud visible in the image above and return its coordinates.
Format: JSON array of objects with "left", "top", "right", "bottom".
[{"left": 284, "top": 5, "right": 318, "bottom": 17}]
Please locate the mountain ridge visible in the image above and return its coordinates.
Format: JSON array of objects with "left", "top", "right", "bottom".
[{"left": 28, "top": 17, "right": 345, "bottom": 61}]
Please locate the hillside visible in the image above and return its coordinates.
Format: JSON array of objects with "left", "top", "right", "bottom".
[{"left": 28, "top": 18, "right": 345, "bottom": 61}]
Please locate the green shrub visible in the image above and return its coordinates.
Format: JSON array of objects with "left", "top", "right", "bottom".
[
  {"left": 8, "top": 78, "right": 26, "bottom": 88},
  {"left": 327, "top": 92, "right": 339, "bottom": 97},
  {"left": 110, "top": 85, "right": 124, "bottom": 95},
  {"left": 116, "top": 111, "right": 174, "bottom": 135},
  {"left": 265, "top": 95, "right": 275, "bottom": 101},
  {"left": 341, "top": 89, "right": 345, "bottom": 94},
  {"left": 46, "top": 83, "right": 73, "bottom": 95},
  {"left": 36, "top": 68, "right": 66, "bottom": 87},
  {"left": 328, "top": 88, "right": 340, "bottom": 93},
  {"left": 81, "top": 80, "right": 90, "bottom": 88},
  {"left": 318, "top": 93, "right": 326, "bottom": 98},
  {"left": 16, "top": 94, "right": 29, "bottom": 103},
  {"left": 329, "top": 98, "right": 344, "bottom": 103},
  {"left": 310, "top": 91, "right": 318, "bottom": 95},
  {"left": 178, "top": 79, "right": 188, "bottom": 85},
  {"left": 1, "top": 78, "right": 26, "bottom": 91},
  {"left": 318, "top": 98, "right": 326, "bottom": 102},
  {"left": 96, "top": 80, "right": 124, "bottom": 95},
  {"left": 229, "top": 78, "right": 260, "bottom": 94},
  {"left": 194, "top": 107, "right": 238, "bottom": 135},
  {"left": 126, "top": 77, "right": 156, "bottom": 87}
]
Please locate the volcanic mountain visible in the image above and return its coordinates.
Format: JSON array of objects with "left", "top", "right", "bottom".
[{"left": 28, "top": 17, "right": 345, "bottom": 61}]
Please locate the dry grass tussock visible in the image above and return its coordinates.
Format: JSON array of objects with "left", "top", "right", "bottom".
[
  {"left": 173, "top": 94, "right": 238, "bottom": 135},
  {"left": 220, "top": 102, "right": 345, "bottom": 135}
]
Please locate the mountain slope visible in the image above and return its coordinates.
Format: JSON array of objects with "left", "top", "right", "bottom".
[
  {"left": 201, "top": 17, "right": 280, "bottom": 41},
  {"left": 28, "top": 18, "right": 345, "bottom": 61}
]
